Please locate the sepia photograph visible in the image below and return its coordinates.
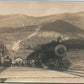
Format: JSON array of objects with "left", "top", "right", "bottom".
[{"left": 0, "top": 1, "right": 84, "bottom": 83}]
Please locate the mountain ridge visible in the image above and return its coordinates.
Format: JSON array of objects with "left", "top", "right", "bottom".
[{"left": 0, "top": 11, "right": 84, "bottom": 30}]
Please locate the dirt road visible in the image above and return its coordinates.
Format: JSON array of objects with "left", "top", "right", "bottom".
[{"left": 0, "top": 67, "right": 84, "bottom": 83}]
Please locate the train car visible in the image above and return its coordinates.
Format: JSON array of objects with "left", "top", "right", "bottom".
[{"left": 26, "top": 40, "right": 71, "bottom": 71}]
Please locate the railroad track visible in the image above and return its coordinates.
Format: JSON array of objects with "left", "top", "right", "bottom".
[{"left": 64, "top": 69, "right": 84, "bottom": 78}]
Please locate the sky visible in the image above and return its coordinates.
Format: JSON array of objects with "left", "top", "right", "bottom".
[{"left": 0, "top": 1, "right": 84, "bottom": 17}]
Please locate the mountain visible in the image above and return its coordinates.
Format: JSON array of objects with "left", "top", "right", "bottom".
[
  {"left": 39, "top": 11, "right": 84, "bottom": 30},
  {"left": 0, "top": 11, "right": 84, "bottom": 30},
  {"left": 0, "top": 14, "right": 39, "bottom": 28},
  {"left": 40, "top": 20, "right": 84, "bottom": 34}
]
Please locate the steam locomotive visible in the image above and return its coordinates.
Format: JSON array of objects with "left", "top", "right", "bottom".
[{"left": 26, "top": 40, "right": 71, "bottom": 71}]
